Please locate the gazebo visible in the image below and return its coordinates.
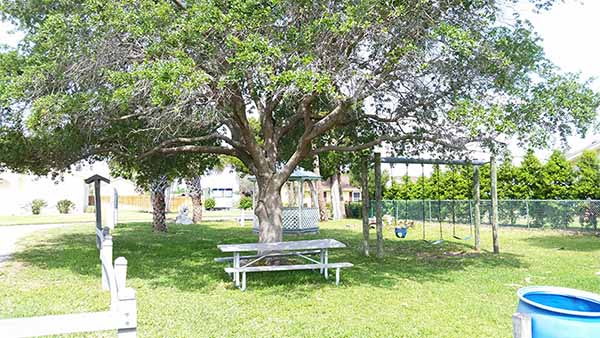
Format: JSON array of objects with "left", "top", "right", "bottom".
[{"left": 250, "top": 168, "right": 321, "bottom": 235}]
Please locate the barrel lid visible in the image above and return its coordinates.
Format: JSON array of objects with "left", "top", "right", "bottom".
[{"left": 518, "top": 286, "right": 600, "bottom": 317}]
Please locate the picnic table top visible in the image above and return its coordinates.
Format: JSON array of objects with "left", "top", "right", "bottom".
[{"left": 217, "top": 239, "right": 346, "bottom": 253}]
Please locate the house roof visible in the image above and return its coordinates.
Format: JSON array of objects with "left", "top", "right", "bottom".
[{"left": 566, "top": 139, "right": 600, "bottom": 161}]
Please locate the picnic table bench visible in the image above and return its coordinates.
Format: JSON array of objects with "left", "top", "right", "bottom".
[{"left": 215, "top": 239, "right": 353, "bottom": 291}]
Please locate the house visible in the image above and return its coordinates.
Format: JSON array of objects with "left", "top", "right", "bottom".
[
  {"left": 322, "top": 175, "right": 362, "bottom": 203},
  {"left": 566, "top": 138, "right": 600, "bottom": 161},
  {"left": 0, "top": 162, "right": 138, "bottom": 216},
  {"left": 200, "top": 166, "right": 241, "bottom": 209}
]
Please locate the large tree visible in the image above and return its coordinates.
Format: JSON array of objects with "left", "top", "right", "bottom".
[{"left": 1, "top": 0, "right": 599, "bottom": 244}]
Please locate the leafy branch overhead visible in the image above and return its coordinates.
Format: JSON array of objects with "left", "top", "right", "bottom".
[{"left": 1, "top": 0, "right": 599, "bottom": 242}]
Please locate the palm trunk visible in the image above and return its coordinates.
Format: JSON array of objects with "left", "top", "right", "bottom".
[
  {"left": 187, "top": 176, "right": 203, "bottom": 223},
  {"left": 150, "top": 176, "right": 168, "bottom": 232},
  {"left": 337, "top": 171, "right": 346, "bottom": 219},
  {"left": 331, "top": 174, "right": 341, "bottom": 220}
]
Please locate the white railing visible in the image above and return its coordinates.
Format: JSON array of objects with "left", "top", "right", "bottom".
[{"left": 0, "top": 230, "right": 137, "bottom": 337}]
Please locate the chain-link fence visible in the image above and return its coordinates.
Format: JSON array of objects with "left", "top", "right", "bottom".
[{"left": 361, "top": 199, "right": 600, "bottom": 230}]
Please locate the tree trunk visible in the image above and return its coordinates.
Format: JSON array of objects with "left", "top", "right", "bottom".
[
  {"left": 313, "top": 155, "right": 329, "bottom": 221},
  {"left": 255, "top": 178, "right": 284, "bottom": 244},
  {"left": 187, "top": 176, "right": 203, "bottom": 223},
  {"left": 337, "top": 171, "right": 346, "bottom": 219},
  {"left": 150, "top": 176, "right": 168, "bottom": 232},
  {"left": 375, "top": 153, "right": 384, "bottom": 258},
  {"left": 361, "top": 157, "right": 370, "bottom": 256},
  {"left": 331, "top": 173, "right": 341, "bottom": 220},
  {"left": 490, "top": 153, "right": 500, "bottom": 254}
]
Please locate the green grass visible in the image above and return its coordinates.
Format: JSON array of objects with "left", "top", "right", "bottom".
[
  {"left": 0, "top": 209, "right": 244, "bottom": 226},
  {"left": 1, "top": 220, "right": 599, "bottom": 337}
]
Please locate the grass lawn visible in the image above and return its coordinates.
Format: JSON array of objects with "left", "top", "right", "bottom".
[
  {"left": 1, "top": 220, "right": 599, "bottom": 337},
  {"left": 0, "top": 209, "right": 245, "bottom": 226}
]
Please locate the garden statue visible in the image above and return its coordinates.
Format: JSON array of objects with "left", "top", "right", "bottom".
[{"left": 175, "top": 205, "right": 193, "bottom": 225}]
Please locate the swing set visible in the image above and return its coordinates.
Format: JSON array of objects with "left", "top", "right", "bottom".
[{"left": 379, "top": 157, "right": 486, "bottom": 245}]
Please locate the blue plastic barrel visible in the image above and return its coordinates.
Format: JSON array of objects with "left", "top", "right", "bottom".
[{"left": 516, "top": 286, "right": 600, "bottom": 338}]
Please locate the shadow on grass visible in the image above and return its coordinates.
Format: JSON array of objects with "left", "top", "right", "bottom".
[
  {"left": 13, "top": 222, "right": 526, "bottom": 292},
  {"left": 522, "top": 233, "right": 600, "bottom": 252}
]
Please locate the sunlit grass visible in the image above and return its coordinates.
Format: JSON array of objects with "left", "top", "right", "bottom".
[{"left": 1, "top": 220, "right": 599, "bottom": 337}]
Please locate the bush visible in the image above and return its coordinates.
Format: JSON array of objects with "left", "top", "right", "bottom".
[
  {"left": 239, "top": 196, "right": 253, "bottom": 210},
  {"left": 56, "top": 199, "right": 74, "bottom": 214},
  {"left": 30, "top": 199, "right": 47, "bottom": 215},
  {"left": 345, "top": 202, "right": 362, "bottom": 219},
  {"left": 205, "top": 198, "right": 216, "bottom": 210},
  {"left": 85, "top": 206, "right": 96, "bottom": 214}
]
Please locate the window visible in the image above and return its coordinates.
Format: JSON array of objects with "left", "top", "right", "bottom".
[
  {"left": 352, "top": 191, "right": 361, "bottom": 202},
  {"left": 211, "top": 188, "right": 233, "bottom": 198}
]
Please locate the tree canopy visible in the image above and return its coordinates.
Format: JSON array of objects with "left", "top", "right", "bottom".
[{"left": 1, "top": 0, "right": 599, "bottom": 242}]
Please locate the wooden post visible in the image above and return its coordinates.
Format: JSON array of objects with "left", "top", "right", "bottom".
[
  {"left": 375, "top": 153, "right": 384, "bottom": 258},
  {"left": 490, "top": 153, "right": 500, "bottom": 254},
  {"left": 360, "top": 157, "right": 370, "bottom": 256},
  {"left": 512, "top": 313, "right": 532, "bottom": 338},
  {"left": 473, "top": 165, "right": 481, "bottom": 251},
  {"left": 116, "top": 287, "right": 137, "bottom": 338},
  {"left": 101, "top": 235, "right": 113, "bottom": 290}
]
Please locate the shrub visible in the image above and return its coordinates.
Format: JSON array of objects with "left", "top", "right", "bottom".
[
  {"left": 56, "top": 199, "right": 74, "bottom": 214},
  {"left": 31, "top": 199, "right": 47, "bottom": 215},
  {"left": 205, "top": 198, "right": 216, "bottom": 210},
  {"left": 239, "top": 196, "right": 253, "bottom": 210},
  {"left": 345, "top": 202, "right": 362, "bottom": 219},
  {"left": 85, "top": 206, "right": 96, "bottom": 213}
]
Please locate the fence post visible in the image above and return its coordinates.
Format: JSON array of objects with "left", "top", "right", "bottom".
[
  {"left": 115, "top": 257, "right": 128, "bottom": 291},
  {"left": 115, "top": 257, "right": 137, "bottom": 338},
  {"left": 116, "top": 288, "right": 137, "bottom": 338},
  {"left": 512, "top": 313, "right": 532, "bottom": 338},
  {"left": 101, "top": 233, "right": 113, "bottom": 290}
]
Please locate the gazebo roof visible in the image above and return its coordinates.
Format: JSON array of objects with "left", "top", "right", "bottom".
[{"left": 249, "top": 168, "right": 321, "bottom": 182}]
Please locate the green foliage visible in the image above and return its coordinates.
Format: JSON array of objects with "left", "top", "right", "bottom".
[
  {"left": 541, "top": 150, "right": 575, "bottom": 200},
  {"left": 1, "top": 0, "right": 598, "bottom": 189},
  {"left": 30, "top": 199, "right": 47, "bottom": 215},
  {"left": 574, "top": 150, "right": 600, "bottom": 199},
  {"left": 238, "top": 196, "right": 252, "bottom": 210},
  {"left": 204, "top": 198, "right": 216, "bottom": 210},
  {"left": 56, "top": 199, "right": 74, "bottom": 214}
]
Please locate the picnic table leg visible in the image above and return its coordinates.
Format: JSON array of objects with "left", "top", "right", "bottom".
[
  {"left": 319, "top": 249, "right": 324, "bottom": 274},
  {"left": 324, "top": 249, "right": 329, "bottom": 279},
  {"left": 234, "top": 252, "right": 240, "bottom": 287},
  {"left": 336, "top": 268, "right": 340, "bottom": 286},
  {"left": 241, "top": 272, "right": 247, "bottom": 291}
]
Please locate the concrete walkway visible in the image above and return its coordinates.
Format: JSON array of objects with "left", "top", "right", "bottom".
[{"left": 0, "top": 224, "right": 66, "bottom": 266}]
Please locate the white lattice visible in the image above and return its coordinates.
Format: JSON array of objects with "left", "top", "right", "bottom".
[{"left": 253, "top": 207, "right": 320, "bottom": 234}]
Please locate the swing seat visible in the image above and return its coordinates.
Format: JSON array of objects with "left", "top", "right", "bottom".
[
  {"left": 395, "top": 227, "right": 408, "bottom": 238},
  {"left": 431, "top": 239, "right": 444, "bottom": 245},
  {"left": 453, "top": 235, "right": 472, "bottom": 241}
]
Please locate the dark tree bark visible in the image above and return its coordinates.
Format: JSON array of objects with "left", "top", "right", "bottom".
[{"left": 150, "top": 176, "right": 169, "bottom": 232}]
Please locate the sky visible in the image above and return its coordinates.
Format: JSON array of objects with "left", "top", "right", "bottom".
[{"left": 1, "top": 1, "right": 599, "bottom": 166}]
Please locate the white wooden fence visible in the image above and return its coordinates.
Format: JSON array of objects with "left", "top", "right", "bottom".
[{"left": 0, "top": 222, "right": 137, "bottom": 337}]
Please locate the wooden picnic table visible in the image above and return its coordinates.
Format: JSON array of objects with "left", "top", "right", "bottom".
[{"left": 215, "top": 239, "right": 352, "bottom": 291}]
